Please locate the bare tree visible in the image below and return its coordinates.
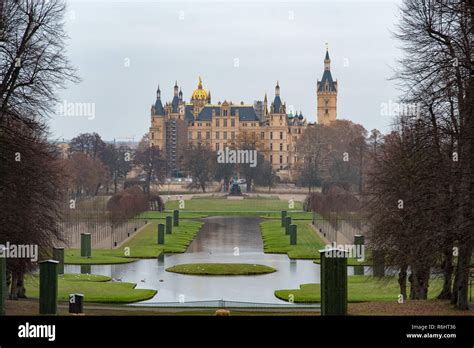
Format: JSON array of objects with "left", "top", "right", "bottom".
[
  {"left": 70, "top": 132, "right": 106, "bottom": 159},
  {"left": 134, "top": 144, "right": 166, "bottom": 193},
  {"left": 0, "top": 0, "right": 77, "bottom": 299},
  {"left": 0, "top": 0, "right": 78, "bottom": 123},
  {"left": 182, "top": 143, "right": 215, "bottom": 193},
  {"left": 392, "top": 0, "right": 473, "bottom": 309}
]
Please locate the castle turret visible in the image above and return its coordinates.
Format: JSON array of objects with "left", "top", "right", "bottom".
[
  {"left": 171, "top": 81, "right": 179, "bottom": 113},
  {"left": 317, "top": 47, "right": 338, "bottom": 125},
  {"left": 273, "top": 81, "right": 282, "bottom": 113},
  {"left": 153, "top": 84, "right": 164, "bottom": 116}
]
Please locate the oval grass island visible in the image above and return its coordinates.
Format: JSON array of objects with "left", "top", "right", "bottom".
[{"left": 166, "top": 263, "right": 277, "bottom": 276}]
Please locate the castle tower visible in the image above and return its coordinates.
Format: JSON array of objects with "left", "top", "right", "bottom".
[{"left": 317, "top": 47, "right": 338, "bottom": 125}]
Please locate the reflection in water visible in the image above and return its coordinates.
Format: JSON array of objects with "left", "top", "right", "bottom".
[{"left": 65, "top": 217, "right": 364, "bottom": 304}]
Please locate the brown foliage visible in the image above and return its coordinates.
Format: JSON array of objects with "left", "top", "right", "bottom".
[{"left": 106, "top": 186, "right": 148, "bottom": 226}]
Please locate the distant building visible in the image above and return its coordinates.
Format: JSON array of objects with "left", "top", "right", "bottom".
[{"left": 57, "top": 142, "right": 70, "bottom": 159}]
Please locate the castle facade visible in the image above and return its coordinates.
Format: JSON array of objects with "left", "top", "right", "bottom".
[{"left": 149, "top": 49, "right": 338, "bottom": 177}]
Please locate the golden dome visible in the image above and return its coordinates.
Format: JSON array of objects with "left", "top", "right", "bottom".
[{"left": 191, "top": 77, "right": 208, "bottom": 101}]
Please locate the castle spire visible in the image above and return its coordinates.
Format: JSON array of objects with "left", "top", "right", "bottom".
[
  {"left": 174, "top": 81, "right": 179, "bottom": 96},
  {"left": 324, "top": 44, "right": 331, "bottom": 71}
]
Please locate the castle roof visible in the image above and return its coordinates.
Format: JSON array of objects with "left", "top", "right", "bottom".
[
  {"left": 318, "top": 70, "right": 337, "bottom": 92},
  {"left": 193, "top": 105, "right": 259, "bottom": 122},
  {"left": 171, "top": 95, "right": 179, "bottom": 113},
  {"left": 154, "top": 98, "right": 164, "bottom": 115},
  {"left": 273, "top": 95, "right": 282, "bottom": 113},
  {"left": 319, "top": 48, "right": 337, "bottom": 93}
]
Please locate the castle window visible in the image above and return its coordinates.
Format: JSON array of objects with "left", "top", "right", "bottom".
[
  {"left": 279, "top": 155, "right": 283, "bottom": 164},
  {"left": 231, "top": 119, "right": 235, "bottom": 127},
  {"left": 216, "top": 143, "right": 220, "bottom": 151},
  {"left": 224, "top": 119, "right": 228, "bottom": 127},
  {"left": 216, "top": 119, "right": 220, "bottom": 127},
  {"left": 151, "top": 132, "right": 154, "bottom": 140},
  {"left": 224, "top": 131, "right": 227, "bottom": 140},
  {"left": 325, "top": 109, "right": 328, "bottom": 115},
  {"left": 261, "top": 132, "right": 265, "bottom": 140},
  {"left": 216, "top": 131, "right": 220, "bottom": 140},
  {"left": 223, "top": 110, "right": 228, "bottom": 116},
  {"left": 206, "top": 131, "right": 210, "bottom": 140},
  {"left": 197, "top": 131, "right": 202, "bottom": 139},
  {"left": 231, "top": 132, "right": 235, "bottom": 140},
  {"left": 279, "top": 115, "right": 282, "bottom": 120},
  {"left": 198, "top": 123, "right": 202, "bottom": 127},
  {"left": 270, "top": 155, "right": 273, "bottom": 163},
  {"left": 270, "top": 143, "right": 273, "bottom": 150},
  {"left": 279, "top": 132, "right": 283, "bottom": 140},
  {"left": 270, "top": 132, "right": 273, "bottom": 140},
  {"left": 207, "top": 123, "right": 211, "bottom": 127},
  {"left": 280, "top": 143, "right": 283, "bottom": 151}
]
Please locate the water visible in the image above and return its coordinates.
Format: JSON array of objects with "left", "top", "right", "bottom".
[{"left": 65, "top": 217, "right": 360, "bottom": 304}]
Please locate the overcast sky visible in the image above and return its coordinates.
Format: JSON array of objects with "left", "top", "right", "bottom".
[{"left": 50, "top": 0, "right": 403, "bottom": 142}]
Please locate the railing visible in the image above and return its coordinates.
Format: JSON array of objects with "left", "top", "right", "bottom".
[{"left": 129, "top": 299, "right": 320, "bottom": 309}]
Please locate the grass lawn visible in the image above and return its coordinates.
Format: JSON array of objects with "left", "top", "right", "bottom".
[
  {"left": 139, "top": 211, "right": 209, "bottom": 219},
  {"left": 24, "top": 274, "right": 157, "bottom": 303},
  {"left": 120, "top": 219, "right": 204, "bottom": 257},
  {"left": 166, "top": 263, "right": 276, "bottom": 275},
  {"left": 164, "top": 197, "right": 304, "bottom": 213},
  {"left": 143, "top": 197, "right": 313, "bottom": 219},
  {"left": 274, "top": 276, "right": 450, "bottom": 303},
  {"left": 64, "top": 219, "right": 204, "bottom": 264},
  {"left": 64, "top": 249, "right": 136, "bottom": 265},
  {"left": 260, "top": 220, "right": 326, "bottom": 259}
]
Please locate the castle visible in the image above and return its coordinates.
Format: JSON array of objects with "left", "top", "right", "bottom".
[{"left": 149, "top": 49, "right": 338, "bottom": 178}]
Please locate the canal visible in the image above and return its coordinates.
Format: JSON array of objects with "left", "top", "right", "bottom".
[{"left": 66, "top": 217, "right": 321, "bottom": 304}]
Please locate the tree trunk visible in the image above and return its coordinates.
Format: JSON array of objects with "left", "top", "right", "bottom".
[
  {"left": 437, "top": 245, "right": 453, "bottom": 300},
  {"left": 398, "top": 264, "right": 408, "bottom": 301},
  {"left": 10, "top": 272, "right": 18, "bottom": 300},
  {"left": 372, "top": 250, "right": 385, "bottom": 278},
  {"left": 16, "top": 273, "right": 26, "bottom": 298},
  {"left": 452, "top": 241, "right": 472, "bottom": 310},
  {"left": 410, "top": 266, "right": 430, "bottom": 300}
]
